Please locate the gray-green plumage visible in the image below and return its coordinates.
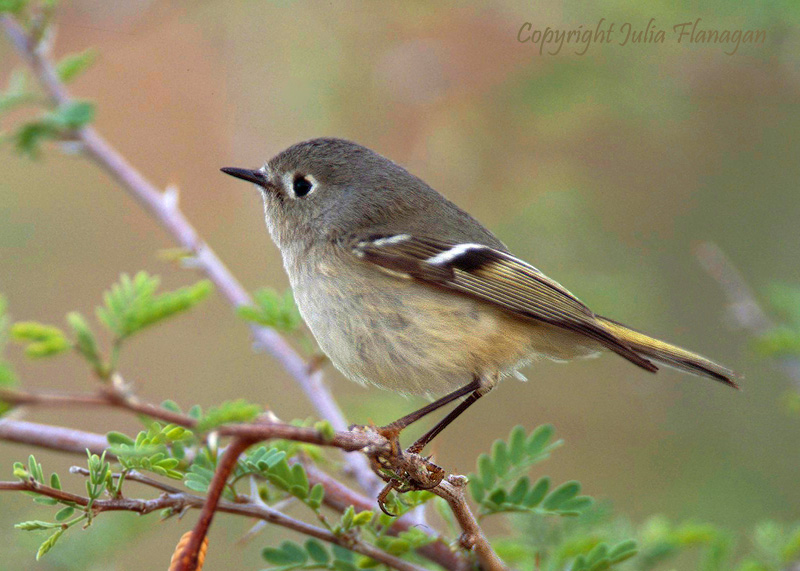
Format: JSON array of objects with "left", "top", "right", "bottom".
[{"left": 223, "top": 137, "right": 739, "bottom": 397}]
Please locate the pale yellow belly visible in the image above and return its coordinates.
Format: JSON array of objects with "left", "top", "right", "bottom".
[{"left": 292, "top": 257, "right": 598, "bottom": 396}]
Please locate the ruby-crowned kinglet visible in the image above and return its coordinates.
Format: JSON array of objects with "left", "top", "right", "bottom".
[{"left": 222, "top": 138, "right": 739, "bottom": 453}]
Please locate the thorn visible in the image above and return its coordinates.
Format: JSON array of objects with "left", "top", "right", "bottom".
[{"left": 163, "top": 184, "right": 179, "bottom": 211}]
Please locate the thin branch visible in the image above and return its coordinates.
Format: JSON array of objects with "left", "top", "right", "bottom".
[
  {"left": 0, "top": 418, "right": 110, "bottom": 455},
  {"left": 0, "top": 14, "right": 378, "bottom": 496},
  {"left": 71, "top": 467, "right": 183, "bottom": 494},
  {"left": 3, "top": 418, "right": 466, "bottom": 570},
  {"left": 0, "top": 409, "right": 494, "bottom": 568},
  {"left": 0, "top": 12, "right": 507, "bottom": 570},
  {"left": 1, "top": 387, "right": 469, "bottom": 566},
  {"left": 696, "top": 241, "right": 800, "bottom": 385},
  {"left": 437, "top": 476, "right": 508, "bottom": 571},
  {"left": 0, "top": 385, "right": 198, "bottom": 427},
  {"left": 0, "top": 478, "right": 427, "bottom": 571},
  {"left": 176, "top": 437, "right": 255, "bottom": 571},
  {"left": 305, "top": 463, "right": 468, "bottom": 570}
]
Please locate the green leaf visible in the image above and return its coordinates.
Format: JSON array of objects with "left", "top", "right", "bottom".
[
  {"left": 508, "top": 424, "right": 527, "bottom": 463},
  {"left": 237, "top": 288, "right": 302, "bottom": 332},
  {"left": 0, "top": 0, "right": 27, "bottom": 15},
  {"left": 96, "top": 273, "right": 213, "bottom": 341},
  {"left": 543, "top": 480, "right": 581, "bottom": 511},
  {"left": 106, "top": 431, "right": 135, "bottom": 446},
  {"left": 525, "top": 476, "right": 550, "bottom": 508},
  {"left": 608, "top": 539, "right": 638, "bottom": 563},
  {"left": 67, "top": 312, "right": 103, "bottom": 372},
  {"left": 314, "top": 419, "right": 335, "bottom": 442},
  {"left": 527, "top": 423, "right": 556, "bottom": 454},
  {"left": 469, "top": 474, "right": 485, "bottom": 503},
  {"left": 33, "top": 496, "right": 59, "bottom": 505},
  {"left": 307, "top": 483, "right": 325, "bottom": 510},
  {"left": 477, "top": 453, "right": 495, "bottom": 489},
  {"left": 54, "top": 506, "right": 75, "bottom": 521},
  {"left": 0, "top": 69, "right": 35, "bottom": 114},
  {"left": 15, "top": 520, "right": 58, "bottom": 531},
  {"left": 332, "top": 544, "right": 355, "bottom": 562},
  {"left": 49, "top": 100, "right": 95, "bottom": 129},
  {"left": 161, "top": 400, "right": 182, "bottom": 413},
  {"left": 36, "top": 528, "right": 65, "bottom": 560},
  {"left": 262, "top": 541, "right": 307, "bottom": 565},
  {"left": 55, "top": 49, "right": 96, "bottom": 82},
  {"left": 11, "top": 321, "right": 70, "bottom": 358},
  {"left": 305, "top": 539, "right": 329, "bottom": 564},
  {"left": 351, "top": 510, "right": 374, "bottom": 527},
  {"left": 28, "top": 455, "right": 43, "bottom": 482},
  {"left": 196, "top": 399, "right": 260, "bottom": 431},
  {"left": 508, "top": 475, "right": 530, "bottom": 504},
  {"left": 290, "top": 463, "right": 309, "bottom": 496},
  {"left": 491, "top": 439, "right": 510, "bottom": 475},
  {"left": 49, "top": 473, "right": 61, "bottom": 490}
]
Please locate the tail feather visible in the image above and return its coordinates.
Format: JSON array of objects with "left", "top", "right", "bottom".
[{"left": 597, "top": 316, "right": 741, "bottom": 389}]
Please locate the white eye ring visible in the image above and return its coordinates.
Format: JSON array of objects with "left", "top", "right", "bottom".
[{"left": 283, "top": 172, "right": 317, "bottom": 198}]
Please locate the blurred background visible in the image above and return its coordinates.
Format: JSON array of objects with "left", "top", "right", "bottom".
[{"left": 1, "top": 1, "right": 799, "bottom": 568}]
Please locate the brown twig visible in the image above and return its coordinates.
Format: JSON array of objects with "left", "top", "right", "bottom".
[
  {"left": 0, "top": 13, "right": 379, "bottom": 496},
  {"left": 0, "top": 408, "right": 477, "bottom": 569},
  {"left": 0, "top": 408, "right": 496, "bottom": 570},
  {"left": 437, "top": 476, "right": 509, "bottom": 571},
  {"left": 0, "top": 477, "right": 427, "bottom": 571},
  {"left": 12, "top": 421, "right": 467, "bottom": 570},
  {"left": 175, "top": 437, "right": 256, "bottom": 571}
]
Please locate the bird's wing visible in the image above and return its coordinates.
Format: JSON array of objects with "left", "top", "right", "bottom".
[{"left": 347, "top": 233, "right": 657, "bottom": 372}]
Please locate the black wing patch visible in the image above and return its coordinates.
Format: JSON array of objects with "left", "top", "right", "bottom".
[{"left": 349, "top": 234, "right": 658, "bottom": 373}]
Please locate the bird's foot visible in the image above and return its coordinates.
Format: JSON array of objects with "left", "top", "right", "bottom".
[{"left": 350, "top": 423, "right": 445, "bottom": 516}]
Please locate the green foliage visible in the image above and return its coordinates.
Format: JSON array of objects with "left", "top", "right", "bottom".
[
  {"left": 0, "top": 0, "right": 29, "bottom": 15},
  {"left": 2, "top": 273, "right": 212, "bottom": 382},
  {"left": 238, "top": 288, "right": 302, "bottom": 333},
  {"left": 572, "top": 540, "right": 639, "bottom": 570},
  {"left": 262, "top": 540, "right": 358, "bottom": 571},
  {"left": 334, "top": 505, "right": 374, "bottom": 535},
  {"left": 314, "top": 419, "right": 336, "bottom": 442},
  {"left": 184, "top": 453, "right": 215, "bottom": 494},
  {"left": 97, "top": 272, "right": 213, "bottom": 342},
  {"left": 195, "top": 399, "right": 262, "bottom": 432},
  {"left": 0, "top": 69, "right": 36, "bottom": 114},
  {"left": 374, "top": 527, "right": 435, "bottom": 558},
  {"left": 109, "top": 422, "right": 193, "bottom": 480},
  {"left": 55, "top": 49, "right": 96, "bottom": 83},
  {"left": 66, "top": 311, "right": 104, "bottom": 375},
  {"left": 12, "top": 453, "right": 111, "bottom": 560},
  {"left": 9, "top": 100, "right": 96, "bottom": 157},
  {"left": 469, "top": 425, "right": 592, "bottom": 517},
  {"left": 755, "top": 283, "right": 800, "bottom": 358},
  {"left": 0, "top": 294, "right": 18, "bottom": 388},
  {"left": 10, "top": 321, "right": 69, "bottom": 358}
]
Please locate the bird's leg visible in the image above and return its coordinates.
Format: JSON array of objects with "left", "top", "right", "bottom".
[
  {"left": 377, "top": 376, "right": 481, "bottom": 445},
  {"left": 371, "top": 376, "right": 492, "bottom": 515},
  {"left": 406, "top": 389, "right": 485, "bottom": 454}
]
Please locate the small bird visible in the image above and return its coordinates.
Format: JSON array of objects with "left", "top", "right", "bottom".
[{"left": 222, "top": 138, "right": 739, "bottom": 457}]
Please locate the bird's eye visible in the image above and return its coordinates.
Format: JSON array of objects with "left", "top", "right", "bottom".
[{"left": 292, "top": 175, "right": 314, "bottom": 197}]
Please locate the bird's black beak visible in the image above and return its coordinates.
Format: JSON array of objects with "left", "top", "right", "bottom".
[{"left": 220, "top": 167, "right": 265, "bottom": 186}]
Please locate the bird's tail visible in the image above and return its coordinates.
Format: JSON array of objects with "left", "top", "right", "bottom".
[{"left": 597, "top": 316, "right": 741, "bottom": 389}]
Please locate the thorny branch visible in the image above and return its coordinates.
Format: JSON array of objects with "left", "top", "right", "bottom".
[
  {"left": 0, "top": 477, "right": 427, "bottom": 571},
  {"left": 0, "top": 13, "right": 379, "bottom": 497},
  {"left": 0, "top": 417, "right": 468, "bottom": 569},
  {"left": 0, "top": 13, "right": 503, "bottom": 571},
  {"left": 0, "top": 384, "right": 491, "bottom": 569}
]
